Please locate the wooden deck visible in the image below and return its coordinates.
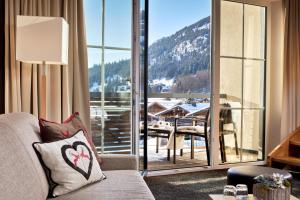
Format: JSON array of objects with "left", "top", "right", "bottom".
[{"left": 140, "top": 138, "right": 259, "bottom": 171}]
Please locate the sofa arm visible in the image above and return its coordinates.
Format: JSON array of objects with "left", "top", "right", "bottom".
[{"left": 99, "top": 154, "right": 138, "bottom": 171}]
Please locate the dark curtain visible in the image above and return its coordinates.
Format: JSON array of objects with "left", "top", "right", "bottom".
[{"left": 0, "top": 0, "right": 4, "bottom": 114}]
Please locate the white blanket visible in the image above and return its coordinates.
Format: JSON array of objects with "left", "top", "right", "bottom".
[{"left": 167, "top": 126, "right": 206, "bottom": 150}]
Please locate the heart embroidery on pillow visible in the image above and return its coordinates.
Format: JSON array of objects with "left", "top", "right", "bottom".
[{"left": 61, "top": 141, "right": 93, "bottom": 180}]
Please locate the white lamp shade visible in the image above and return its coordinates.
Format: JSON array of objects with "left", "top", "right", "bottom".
[{"left": 16, "top": 15, "right": 69, "bottom": 65}]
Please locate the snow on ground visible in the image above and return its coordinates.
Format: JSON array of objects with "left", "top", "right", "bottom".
[
  {"left": 151, "top": 78, "right": 174, "bottom": 87},
  {"left": 140, "top": 137, "right": 206, "bottom": 162},
  {"left": 148, "top": 98, "right": 184, "bottom": 109}
]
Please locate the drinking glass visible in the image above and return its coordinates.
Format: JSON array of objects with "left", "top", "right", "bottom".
[
  {"left": 236, "top": 184, "right": 248, "bottom": 200},
  {"left": 223, "top": 185, "right": 236, "bottom": 196}
]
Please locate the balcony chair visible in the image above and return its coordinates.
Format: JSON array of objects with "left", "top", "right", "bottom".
[
  {"left": 173, "top": 110, "right": 210, "bottom": 165},
  {"left": 173, "top": 104, "right": 239, "bottom": 164}
]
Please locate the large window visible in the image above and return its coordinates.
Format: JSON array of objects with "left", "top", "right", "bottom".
[
  {"left": 84, "top": 0, "right": 267, "bottom": 171},
  {"left": 220, "top": 1, "right": 266, "bottom": 163},
  {"left": 84, "top": 0, "right": 133, "bottom": 154}
]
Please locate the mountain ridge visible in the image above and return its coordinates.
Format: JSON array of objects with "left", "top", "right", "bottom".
[
  {"left": 148, "top": 16, "right": 210, "bottom": 80},
  {"left": 89, "top": 16, "right": 211, "bottom": 92}
]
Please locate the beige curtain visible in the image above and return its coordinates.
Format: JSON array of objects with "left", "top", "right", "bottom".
[
  {"left": 5, "top": 0, "right": 91, "bottom": 132},
  {"left": 281, "top": 0, "right": 300, "bottom": 136}
]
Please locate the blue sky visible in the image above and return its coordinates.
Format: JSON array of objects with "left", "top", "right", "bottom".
[
  {"left": 149, "top": 0, "right": 211, "bottom": 44},
  {"left": 84, "top": 0, "right": 211, "bottom": 68}
]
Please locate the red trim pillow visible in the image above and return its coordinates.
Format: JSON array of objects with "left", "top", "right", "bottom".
[{"left": 39, "top": 112, "right": 102, "bottom": 165}]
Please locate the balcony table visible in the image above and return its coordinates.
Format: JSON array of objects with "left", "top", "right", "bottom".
[{"left": 141, "top": 125, "right": 173, "bottom": 160}]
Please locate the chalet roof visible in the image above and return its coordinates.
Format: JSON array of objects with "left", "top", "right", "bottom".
[
  {"left": 155, "top": 103, "right": 210, "bottom": 116},
  {"left": 186, "top": 106, "right": 210, "bottom": 116},
  {"left": 148, "top": 113, "right": 158, "bottom": 119},
  {"left": 148, "top": 98, "right": 183, "bottom": 109},
  {"left": 148, "top": 102, "right": 167, "bottom": 109},
  {"left": 180, "top": 103, "right": 210, "bottom": 113}
]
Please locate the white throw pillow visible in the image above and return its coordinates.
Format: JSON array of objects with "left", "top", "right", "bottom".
[{"left": 33, "top": 130, "right": 105, "bottom": 197}]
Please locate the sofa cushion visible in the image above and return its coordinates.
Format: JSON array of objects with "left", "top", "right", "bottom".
[
  {"left": 100, "top": 154, "right": 138, "bottom": 171},
  {"left": 50, "top": 170, "right": 155, "bottom": 200},
  {"left": 33, "top": 130, "right": 105, "bottom": 197},
  {"left": 39, "top": 112, "right": 102, "bottom": 165},
  {"left": 0, "top": 113, "right": 49, "bottom": 200}
]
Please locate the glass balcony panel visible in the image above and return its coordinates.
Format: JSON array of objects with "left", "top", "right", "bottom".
[
  {"left": 84, "top": 0, "right": 102, "bottom": 45},
  {"left": 220, "top": 108, "right": 242, "bottom": 164},
  {"left": 220, "top": 1, "right": 243, "bottom": 57},
  {"left": 105, "top": 0, "right": 132, "bottom": 48},
  {"left": 244, "top": 5, "right": 266, "bottom": 59},
  {"left": 88, "top": 48, "right": 102, "bottom": 93},
  {"left": 242, "top": 109, "right": 264, "bottom": 162},
  {"left": 104, "top": 50, "right": 131, "bottom": 107},
  {"left": 220, "top": 58, "right": 242, "bottom": 108},
  {"left": 243, "top": 60, "right": 265, "bottom": 108},
  {"left": 88, "top": 48, "right": 103, "bottom": 151},
  {"left": 102, "top": 50, "right": 132, "bottom": 154}
]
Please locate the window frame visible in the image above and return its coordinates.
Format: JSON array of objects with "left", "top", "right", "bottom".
[
  {"left": 86, "top": 0, "right": 133, "bottom": 154},
  {"left": 211, "top": 0, "right": 269, "bottom": 168},
  {"left": 84, "top": 0, "right": 271, "bottom": 173},
  {"left": 219, "top": 1, "right": 267, "bottom": 163}
]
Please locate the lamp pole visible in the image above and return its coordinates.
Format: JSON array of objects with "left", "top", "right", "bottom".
[{"left": 40, "top": 61, "right": 47, "bottom": 118}]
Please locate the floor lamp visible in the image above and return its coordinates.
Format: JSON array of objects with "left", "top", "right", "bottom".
[{"left": 16, "top": 15, "right": 69, "bottom": 118}]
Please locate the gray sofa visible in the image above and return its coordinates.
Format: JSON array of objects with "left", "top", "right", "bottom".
[{"left": 0, "top": 112, "right": 154, "bottom": 200}]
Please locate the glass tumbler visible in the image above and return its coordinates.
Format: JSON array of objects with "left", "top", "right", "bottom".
[
  {"left": 223, "top": 185, "right": 236, "bottom": 196},
  {"left": 236, "top": 184, "right": 248, "bottom": 200}
]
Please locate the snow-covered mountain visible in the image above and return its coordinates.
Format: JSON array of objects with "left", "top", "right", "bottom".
[
  {"left": 148, "top": 16, "right": 210, "bottom": 80},
  {"left": 89, "top": 16, "right": 210, "bottom": 91}
]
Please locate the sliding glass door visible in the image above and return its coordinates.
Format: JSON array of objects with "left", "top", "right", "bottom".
[
  {"left": 140, "top": 0, "right": 267, "bottom": 171},
  {"left": 140, "top": 0, "right": 212, "bottom": 171}
]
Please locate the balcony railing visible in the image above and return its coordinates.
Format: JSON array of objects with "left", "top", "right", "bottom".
[{"left": 90, "top": 92, "right": 132, "bottom": 154}]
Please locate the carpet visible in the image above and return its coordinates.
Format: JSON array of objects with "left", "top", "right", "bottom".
[{"left": 145, "top": 169, "right": 300, "bottom": 200}]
